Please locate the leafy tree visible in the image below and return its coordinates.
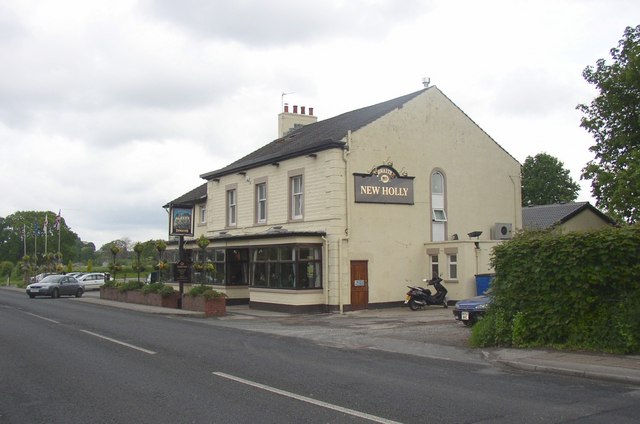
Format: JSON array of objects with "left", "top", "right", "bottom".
[
  {"left": 521, "top": 153, "right": 580, "bottom": 206},
  {"left": 0, "top": 261, "right": 14, "bottom": 280},
  {"left": 578, "top": 25, "right": 640, "bottom": 223},
  {"left": 0, "top": 211, "right": 82, "bottom": 264}
]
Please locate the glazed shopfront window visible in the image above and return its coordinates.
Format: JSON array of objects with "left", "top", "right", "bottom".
[
  {"left": 191, "top": 249, "right": 236, "bottom": 285},
  {"left": 251, "top": 245, "right": 322, "bottom": 289},
  {"left": 226, "top": 248, "right": 249, "bottom": 285}
]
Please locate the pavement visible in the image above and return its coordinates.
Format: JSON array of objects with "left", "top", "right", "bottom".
[{"left": 4, "top": 285, "right": 640, "bottom": 385}]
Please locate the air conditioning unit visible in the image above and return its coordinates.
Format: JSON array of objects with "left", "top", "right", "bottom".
[{"left": 492, "top": 223, "right": 513, "bottom": 240}]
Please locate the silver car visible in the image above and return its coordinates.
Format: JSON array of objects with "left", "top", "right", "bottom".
[
  {"left": 26, "top": 275, "right": 84, "bottom": 299},
  {"left": 75, "top": 273, "right": 107, "bottom": 291}
]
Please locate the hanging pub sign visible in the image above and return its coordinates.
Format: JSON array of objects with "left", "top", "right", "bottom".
[
  {"left": 169, "top": 205, "right": 194, "bottom": 237},
  {"left": 354, "top": 164, "right": 414, "bottom": 205}
]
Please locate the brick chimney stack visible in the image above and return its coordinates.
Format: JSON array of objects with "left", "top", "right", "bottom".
[{"left": 277, "top": 103, "right": 318, "bottom": 138}]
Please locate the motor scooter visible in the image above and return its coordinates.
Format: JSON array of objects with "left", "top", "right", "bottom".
[{"left": 404, "top": 276, "right": 448, "bottom": 310}]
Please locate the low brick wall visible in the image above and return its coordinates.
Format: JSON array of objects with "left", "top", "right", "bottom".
[
  {"left": 181, "top": 295, "right": 226, "bottom": 317},
  {"left": 100, "top": 287, "right": 179, "bottom": 309}
]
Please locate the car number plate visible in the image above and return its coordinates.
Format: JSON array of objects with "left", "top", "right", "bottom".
[
  {"left": 461, "top": 311, "right": 469, "bottom": 320},
  {"left": 404, "top": 295, "right": 411, "bottom": 303}
]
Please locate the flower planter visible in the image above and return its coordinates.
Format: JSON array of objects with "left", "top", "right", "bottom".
[
  {"left": 100, "top": 287, "right": 179, "bottom": 308},
  {"left": 100, "top": 286, "right": 126, "bottom": 302},
  {"left": 182, "top": 295, "right": 226, "bottom": 317}
]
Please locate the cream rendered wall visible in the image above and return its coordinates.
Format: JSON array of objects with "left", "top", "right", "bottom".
[
  {"left": 198, "top": 87, "right": 521, "bottom": 307},
  {"left": 193, "top": 202, "right": 207, "bottom": 239},
  {"left": 344, "top": 87, "right": 521, "bottom": 303},
  {"left": 560, "top": 210, "right": 613, "bottom": 233},
  {"left": 204, "top": 149, "right": 346, "bottom": 236},
  {"left": 424, "top": 241, "right": 500, "bottom": 299},
  {"left": 202, "top": 149, "right": 348, "bottom": 307}
]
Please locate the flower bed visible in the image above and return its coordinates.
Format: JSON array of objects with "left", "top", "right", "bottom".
[{"left": 100, "top": 286, "right": 179, "bottom": 308}]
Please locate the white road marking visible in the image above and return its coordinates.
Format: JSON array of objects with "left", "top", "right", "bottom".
[
  {"left": 24, "top": 312, "right": 60, "bottom": 324},
  {"left": 213, "top": 372, "right": 403, "bottom": 424},
  {"left": 80, "top": 330, "right": 157, "bottom": 355}
]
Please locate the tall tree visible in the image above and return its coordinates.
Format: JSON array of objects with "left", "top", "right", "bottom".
[
  {"left": 578, "top": 25, "right": 640, "bottom": 223},
  {"left": 0, "top": 211, "right": 82, "bottom": 264},
  {"left": 521, "top": 153, "right": 580, "bottom": 206}
]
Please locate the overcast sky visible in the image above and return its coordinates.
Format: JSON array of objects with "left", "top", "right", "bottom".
[{"left": 1, "top": 0, "right": 637, "bottom": 249}]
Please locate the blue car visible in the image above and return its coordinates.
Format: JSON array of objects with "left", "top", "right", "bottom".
[{"left": 453, "top": 295, "right": 491, "bottom": 326}]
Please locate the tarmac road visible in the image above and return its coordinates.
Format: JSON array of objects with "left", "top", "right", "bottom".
[{"left": 5, "top": 286, "right": 640, "bottom": 385}]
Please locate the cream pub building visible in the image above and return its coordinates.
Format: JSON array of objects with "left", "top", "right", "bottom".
[{"left": 165, "top": 86, "right": 522, "bottom": 312}]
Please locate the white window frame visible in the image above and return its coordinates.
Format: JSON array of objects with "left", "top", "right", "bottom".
[
  {"left": 432, "top": 209, "right": 447, "bottom": 222},
  {"left": 291, "top": 174, "right": 303, "bottom": 220},
  {"left": 256, "top": 182, "right": 267, "bottom": 224},
  {"left": 430, "top": 255, "right": 439, "bottom": 278},
  {"left": 199, "top": 206, "right": 206, "bottom": 224},
  {"left": 448, "top": 254, "right": 458, "bottom": 280},
  {"left": 227, "top": 189, "right": 237, "bottom": 227}
]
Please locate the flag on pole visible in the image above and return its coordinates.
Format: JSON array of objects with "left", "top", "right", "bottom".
[
  {"left": 43, "top": 214, "right": 48, "bottom": 232},
  {"left": 22, "top": 224, "right": 26, "bottom": 241},
  {"left": 33, "top": 219, "right": 38, "bottom": 235},
  {"left": 55, "top": 210, "right": 61, "bottom": 230}
]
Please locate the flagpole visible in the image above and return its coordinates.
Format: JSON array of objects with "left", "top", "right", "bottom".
[
  {"left": 56, "top": 210, "right": 61, "bottom": 262},
  {"left": 34, "top": 219, "right": 37, "bottom": 264},
  {"left": 23, "top": 224, "right": 26, "bottom": 257},
  {"left": 44, "top": 215, "right": 48, "bottom": 255}
]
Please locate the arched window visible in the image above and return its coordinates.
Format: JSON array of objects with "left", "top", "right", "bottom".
[
  {"left": 432, "top": 172, "right": 444, "bottom": 195},
  {"left": 431, "top": 171, "right": 446, "bottom": 241}
]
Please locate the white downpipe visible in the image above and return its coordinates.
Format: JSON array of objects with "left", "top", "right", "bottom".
[
  {"left": 509, "top": 175, "right": 520, "bottom": 228},
  {"left": 339, "top": 131, "right": 353, "bottom": 314}
]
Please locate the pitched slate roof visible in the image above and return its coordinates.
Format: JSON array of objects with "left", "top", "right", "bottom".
[
  {"left": 164, "top": 183, "right": 207, "bottom": 208},
  {"left": 200, "top": 88, "right": 430, "bottom": 180},
  {"left": 522, "top": 202, "right": 615, "bottom": 229}
]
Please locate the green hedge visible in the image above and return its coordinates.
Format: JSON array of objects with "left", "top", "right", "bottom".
[
  {"left": 141, "top": 282, "right": 175, "bottom": 297},
  {"left": 471, "top": 225, "right": 640, "bottom": 354},
  {"left": 188, "top": 284, "right": 226, "bottom": 300}
]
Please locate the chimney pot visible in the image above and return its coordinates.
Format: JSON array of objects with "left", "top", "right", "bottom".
[
  {"left": 301, "top": 106, "right": 306, "bottom": 114},
  {"left": 284, "top": 103, "right": 289, "bottom": 113},
  {"left": 309, "top": 107, "right": 314, "bottom": 116},
  {"left": 293, "top": 105, "right": 298, "bottom": 114}
]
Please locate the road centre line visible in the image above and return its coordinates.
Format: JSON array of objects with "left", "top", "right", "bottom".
[
  {"left": 24, "top": 312, "right": 60, "bottom": 324},
  {"left": 81, "top": 330, "right": 157, "bottom": 355},
  {"left": 213, "top": 372, "right": 402, "bottom": 424}
]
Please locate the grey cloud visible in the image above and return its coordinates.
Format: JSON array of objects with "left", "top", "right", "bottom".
[
  {"left": 143, "top": 0, "right": 432, "bottom": 46},
  {"left": 490, "top": 68, "right": 577, "bottom": 117}
]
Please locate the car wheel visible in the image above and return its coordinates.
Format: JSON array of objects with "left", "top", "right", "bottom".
[
  {"left": 28, "top": 294, "right": 35, "bottom": 299},
  {"left": 408, "top": 298, "right": 420, "bottom": 311},
  {"left": 75, "top": 288, "right": 84, "bottom": 298},
  {"left": 51, "top": 288, "right": 59, "bottom": 299}
]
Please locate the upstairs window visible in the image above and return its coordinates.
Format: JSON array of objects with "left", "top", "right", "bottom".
[
  {"left": 431, "top": 170, "right": 446, "bottom": 241},
  {"left": 227, "top": 189, "right": 237, "bottom": 227},
  {"left": 290, "top": 174, "right": 303, "bottom": 220},
  {"left": 199, "top": 206, "right": 206, "bottom": 224},
  {"left": 256, "top": 183, "right": 267, "bottom": 224}
]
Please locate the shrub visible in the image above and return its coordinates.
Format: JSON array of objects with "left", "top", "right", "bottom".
[
  {"left": 475, "top": 225, "right": 640, "bottom": 354},
  {"left": 102, "top": 279, "right": 118, "bottom": 288},
  {"left": 116, "top": 280, "right": 145, "bottom": 293},
  {"left": 142, "top": 282, "right": 175, "bottom": 297},
  {"left": 188, "top": 284, "right": 226, "bottom": 300}
]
